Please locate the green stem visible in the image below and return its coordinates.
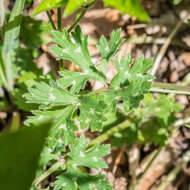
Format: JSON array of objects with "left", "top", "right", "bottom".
[
  {"left": 89, "top": 119, "right": 132, "bottom": 147},
  {"left": 151, "top": 82, "right": 190, "bottom": 95},
  {"left": 68, "top": 0, "right": 97, "bottom": 33},
  {"left": 57, "top": 7, "right": 62, "bottom": 31},
  {"left": 46, "top": 11, "right": 56, "bottom": 30},
  {"left": 33, "top": 159, "right": 65, "bottom": 186}
]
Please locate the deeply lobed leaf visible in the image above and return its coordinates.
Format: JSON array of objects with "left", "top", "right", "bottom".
[
  {"left": 55, "top": 167, "right": 112, "bottom": 190},
  {"left": 24, "top": 80, "right": 79, "bottom": 106},
  {"left": 68, "top": 135, "right": 110, "bottom": 170}
]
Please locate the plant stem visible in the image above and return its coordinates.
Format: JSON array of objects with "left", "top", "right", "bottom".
[
  {"left": 89, "top": 119, "right": 132, "bottom": 147},
  {"left": 33, "top": 159, "right": 65, "bottom": 186},
  {"left": 68, "top": 0, "right": 97, "bottom": 33},
  {"left": 57, "top": 7, "right": 64, "bottom": 67},
  {"left": 151, "top": 82, "right": 190, "bottom": 95},
  {"left": 96, "top": 82, "right": 190, "bottom": 95},
  {"left": 46, "top": 11, "right": 56, "bottom": 30},
  {"left": 57, "top": 8, "right": 62, "bottom": 31}
]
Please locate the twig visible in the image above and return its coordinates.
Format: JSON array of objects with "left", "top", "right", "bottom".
[
  {"left": 157, "top": 150, "right": 190, "bottom": 190},
  {"left": 150, "top": 20, "right": 183, "bottom": 75},
  {"left": 131, "top": 146, "right": 163, "bottom": 190},
  {"left": 126, "top": 36, "right": 189, "bottom": 50},
  {"left": 68, "top": 0, "right": 97, "bottom": 33},
  {"left": 112, "top": 145, "right": 126, "bottom": 174},
  {"left": 127, "top": 24, "right": 147, "bottom": 30}
]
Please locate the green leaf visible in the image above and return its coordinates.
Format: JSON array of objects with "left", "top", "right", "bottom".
[
  {"left": 12, "top": 87, "right": 38, "bottom": 111},
  {"left": 134, "top": 94, "right": 182, "bottom": 145},
  {"left": 25, "top": 105, "right": 77, "bottom": 146},
  {"left": 50, "top": 26, "right": 106, "bottom": 83},
  {"left": 68, "top": 135, "right": 110, "bottom": 170},
  {"left": 111, "top": 55, "right": 153, "bottom": 111},
  {"left": 0, "top": 0, "right": 5, "bottom": 27},
  {"left": 55, "top": 167, "right": 112, "bottom": 190},
  {"left": 20, "top": 16, "right": 52, "bottom": 48},
  {"left": 64, "top": 0, "right": 93, "bottom": 16},
  {"left": 79, "top": 94, "right": 107, "bottom": 131},
  {"left": 104, "top": 0, "right": 149, "bottom": 22},
  {"left": 57, "top": 70, "right": 94, "bottom": 94},
  {"left": 134, "top": 94, "right": 182, "bottom": 125},
  {"left": 0, "top": 122, "right": 51, "bottom": 189},
  {"left": 77, "top": 171, "right": 112, "bottom": 190},
  {"left": 2, "top": 0, "right": 25, "bottom": 91},
  {"left": 55, "top": 169, "right": 76, "bottom": 190},
  {"left": 98, "top": 29, "right": 124, "bottom": 60},
  {"left": 24, "top": 80, "right": 79, "bottom": 106},
  {"left": 173, "top": 0, "right": 183, "bottom": 5},
  {"left": 33, "top": 0, "right": 68, "bottom": 16},
  {"left": 97, "top": 29, "right": 124, "bottom": 74}
]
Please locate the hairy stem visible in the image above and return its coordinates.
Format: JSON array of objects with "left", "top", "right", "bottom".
[
  {"left": 89, "top": 119, "right": 132, "bottom": 147},
  {"left": 32, "top": 159, "right": 65, "bottom": 186}
]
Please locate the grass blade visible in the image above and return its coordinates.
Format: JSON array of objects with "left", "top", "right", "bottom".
[{"left": 2, "top": 0, "right": 25, "bottom": 91}]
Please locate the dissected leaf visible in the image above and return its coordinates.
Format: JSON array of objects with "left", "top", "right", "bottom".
[
  {"left": 134, "top": 94, "right": 182, "bottom": 125},
  {"left": 98, "top": 29, "right": 124, "bottom": 60},
  {"left": 104, "top": 0, "right": 149, "bottom": 21},
  {"left": 0, "top": 122, "right": 51, "bottom": 190},
  {"left": 68, "top": 135, "right": 110, "bottom": 170},
  {"left": 97, "top": 29, "right": 124, "bottom": 74},
  {"left": 55, "top": 167, "right": 112, "bottom": 190},
  {"left": 50, "top": 26, "right": 106, "bottom": 83},
  {"left": 57, "top": 70, "right": 94, "bottom": 94},
  {"left": 25, "top": 105, "right": 77, "bottom": 146},
  {"left": 24, "top": 80, "right": 79, "bottom": 106},
  {"left": 79, "top": 94, "right": 108, "bottom": 131},
  {"left": 111, "top": 55, "right": 153, "bottom": 111},
  {"left": 33, "top": 0, "right": 68, "bottom": 16}
]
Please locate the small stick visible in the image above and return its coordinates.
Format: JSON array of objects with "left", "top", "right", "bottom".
[
  {"left": 157, "top": 150, "right": 190, "bottom": 190},
  {"left": 112, "top": 145, "right": 125, "bottom": 174},
  {"left": 150, "top": 20, "right": 183, "bottom": 75}
]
